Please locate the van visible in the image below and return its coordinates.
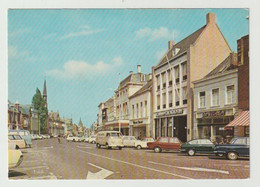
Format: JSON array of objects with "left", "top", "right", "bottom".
[
  {"left": 9, "top": 130, "right": 32, "bottom": 148},
  {"left": 96, "top": 131, "right": 124, "bottom": 150}
]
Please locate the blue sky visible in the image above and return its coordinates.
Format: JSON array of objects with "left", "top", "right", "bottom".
[{"left": 8, "top": 9, "right": 248, "bottom": 127}]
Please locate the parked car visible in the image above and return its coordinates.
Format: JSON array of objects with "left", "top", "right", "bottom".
[
  {"left": 8, "top": 142, "right": 23, "bottom": 169},
  {"left": 122, "top": 136, "right": 137, "bottom": 147},
  {"left": 147, "top": 137, "right": 182, "bottom": 153},
  {"left": 37, "top": 134, "right": 43, "bottom": 140},
  {"left": 214, "top": 137, "right": 249, "bottom": 160},
  {"left": 67, "top": 135, "right": 81, "bottom": 142},
  {"left": 88, "top": 135, "right": 97, "bottom": 144},
  {"left": 96, "top": 131, "right": 124, "bottom": 150},
  {"left": 9, "top": 130, "right": 32, "bottom": 147},
  {"left": 134, "top": 137, "right": 155, "bottom": 150},
  {"left": 8, "top": 134, "right": 27, "bottom": 149},
  {"left": 180, "top": 139, "right": 215, "bottom": 156},
  {"left": 31, "top": 134, "right": 38, "bottom": 140},
  {"left": 83, "top": 136, "right": 89, "bottom": 142}
]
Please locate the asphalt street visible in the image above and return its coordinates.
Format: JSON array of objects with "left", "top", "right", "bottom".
[{"left": 9, "top": 138, "right": 249, "bottom": 179}]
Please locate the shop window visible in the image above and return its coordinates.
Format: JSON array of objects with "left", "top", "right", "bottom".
[{"left": 226, "top": 85, "right": 235, "bottom": 104}]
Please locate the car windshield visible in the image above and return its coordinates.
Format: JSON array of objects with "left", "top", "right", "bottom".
[
  {"left": 110, "top": 133, "right": 120, "bottom": 137},
  {"left": 8, "top": 135, "right": 14, "bottom": 140},
  {"left": 14, "top": 135, "right": 22, "bottom": 140},
  {"left": 230, "top": 138, "right": 247, "bottom": 145}
]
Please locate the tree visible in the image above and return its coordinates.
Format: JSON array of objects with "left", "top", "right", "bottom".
[{"left": 32, "top": 88, "right": 48, "bottom": 134}]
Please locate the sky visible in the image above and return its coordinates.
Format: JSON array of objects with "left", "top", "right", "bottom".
[{"left": 8, "top": 9, "right": 249, "bottom": 128}]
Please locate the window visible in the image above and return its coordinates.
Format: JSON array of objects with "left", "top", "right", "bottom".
[
  {"left": 162, "top": 73, "right": 166, "bottom": 88},
  {"left": 226, "top": 85, "right": 235, "bottom": 104},
  {"left": 211, "top": 88, "right": 219, "bottom": 106},
  {"left": 14, "top": 135, "right": 22, "bottom": 140},
  {"left": 174, "top": 66, "right": 180, "bottom": 84},
  {"left": 144, "top": 101, "right": 148, "bottom": 117},
  {"left": 175, "top": 89, "right": 180, "bottom": 106},
  {"left": 198, "top": 139, "right": 213, "bottom": 145},
  {"left": 157, "top": 95, "right": 160, "bottom": 110},
  {"left": 136, "top": 104, "right": 139, "bottom": 118},
  {"left": 162, "top": 93, "right": 166, "bottom": 109},
  {"left": 156, "top": 75, "right": 160, "bottom": 90},
  {"left": 140, "top": 102, "right": 143, "bottom": 118},
  {"left": 199, "top": 91, "right": 206, "bottom": 108},
  {"left": 169, "top": 137, "right": 180, "bottom": 143},
  {"left": 182, "top": 62, "right": 187, "bottom": 81},
  {"left": 167, "top": 70, "right": 172, "bottom": 86},
  {"left": 182, "top": 87, "right": 187, "bottom": 105},
  {"left": 132, "top": 105, "right": 134, "bottom": 118},
  {"left": 232, "top": 138, "right": 246, "bottom": 145},
  {"left": 8, "top": 135, "right": 14, "bottom": 140},
  {"left": 169, "top": 91, "right": 172, "bottom": 107},
  {"left": 189, "top": 140, "right": 198, "bottom": 144},
  {"left": 159, "top": 137, "right": 168, "bottom": 143}
]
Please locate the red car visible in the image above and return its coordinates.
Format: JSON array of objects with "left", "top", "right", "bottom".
[{"left": 147, "top": 137, "right": 182, "bottom": 153}]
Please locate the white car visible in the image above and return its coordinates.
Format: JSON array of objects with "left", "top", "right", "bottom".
[
  {"left": 66, "top": 135, "right": 81, "bottom": 142},
  {"left": 88, "top": 135, "right": 96, "bottom": 144},
  {"left": 96, "top": 131, "right": 124, "bottom": 150},
  {"left": 8, "top": 142, "right": 23, "bottom": 169},
  {"left": 122, "top": 136, "right": 137, "bottom": 147},
  {"left": 134, "top": 137, "right": 155, "bottom": 150}
]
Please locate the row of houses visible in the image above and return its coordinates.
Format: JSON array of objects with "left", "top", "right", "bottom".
[
  {"left": 8, "top": 101, "right": 86, "bottom": 136},
  {"left": 96, "top": 13, "right": 249, "bottom": 143}
]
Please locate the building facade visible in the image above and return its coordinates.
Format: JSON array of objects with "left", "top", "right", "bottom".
[
  {"left": 49, "top": 111, "right": 65, "bottom": 136},
  {"left": 129, "top": 79, "right": 152, "bottom": 139},
  {"left": 193, "top": 53, "right": 238, "bottom": 142},
  {"left": 152, "top": 13, "right": 231, "bottom": 142}
]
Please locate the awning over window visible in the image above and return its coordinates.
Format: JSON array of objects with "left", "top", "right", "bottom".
[{"left": 225, "top": 111, "right": 249, "bottom": 127}]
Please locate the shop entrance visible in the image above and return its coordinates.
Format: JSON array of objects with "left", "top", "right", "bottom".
[{"left": 173, "top": 116, "right": 187, "bottom": 142}]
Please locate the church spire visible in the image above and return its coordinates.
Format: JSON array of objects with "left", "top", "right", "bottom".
[{"left": 43, "top": 78, "right": 48, "bottom": 108}]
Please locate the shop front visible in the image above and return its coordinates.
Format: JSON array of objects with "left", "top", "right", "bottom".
[
  {"left": 154, "top": 108, "right": 187, "bottom": 142},
  {"left": 130, "top": 118, "right": 150, "bottom": 139},
  {"left": 196, "top": 109, "right": 235, "bottom": 143},
  {"left": 104, "top": 122, "right": 129, "bottom": 135}
]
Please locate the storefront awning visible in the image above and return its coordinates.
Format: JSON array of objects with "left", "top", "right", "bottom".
[{"left": 225, "top": 111, "right": 249, "bottom": 127}]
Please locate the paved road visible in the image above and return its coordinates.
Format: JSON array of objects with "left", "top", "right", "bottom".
[{"left": 9, "top": 138, "right": 249, "bottom": 179}]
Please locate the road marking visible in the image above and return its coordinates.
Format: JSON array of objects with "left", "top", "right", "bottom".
[
  {"left": 22, "top": 160, "right": 39, "bottom": 163},
  {"left": 79, "top": 150, "right": 192, "bottom": 179},
  {"left": 77, "top": 146, "right": 93, "bottom": 149},
  {"left": 148, "top": 161, "right": 229, "bottom": 175},
  {"left": 87, "top": 163, "right": 114, "bottom": 179},
  {"left": 17, "top": 166, "right": 48, "bottom": 170}
]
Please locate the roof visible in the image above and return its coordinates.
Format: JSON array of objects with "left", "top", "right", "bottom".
[
  {"left": 204, "top": 53, "right": 237, "bottom": 78},
  {"left": 225, "top": 111, "right": 249, "bottom": 127},
  {"left": 129, "top": 79, "right": 152, "bottom": 98},
  {"left": 119, "top": 73, "right": 150, "bottom": 89},
  {"left": 157, "top": 25, "right": 206, "bottom": 67}
]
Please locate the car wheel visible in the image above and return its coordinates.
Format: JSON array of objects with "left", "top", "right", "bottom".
[
  {"left": 137, "top": 145, "right": 142, "bottom": 150},
  {"left": 227, "top": 152, "right": 238, "bottom": 160},
  {"left": 96, "top": 143, "right": 101, "bottom": 148},
  {"left": 73, "top": 139, "right": 75, "bottom": 142},
  {"left": 188, "top": 149, "right": 196, "bottom": 156},
  {"left": 154, "top": 147, "right": 161, "bottom": 153}
]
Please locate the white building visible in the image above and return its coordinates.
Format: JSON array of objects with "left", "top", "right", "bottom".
[
  {"left": 129, "top": 79, "right": 152, "bottom": 139},
  {"left": 193, "top": 53, "right": 238, "bottom": 142}
]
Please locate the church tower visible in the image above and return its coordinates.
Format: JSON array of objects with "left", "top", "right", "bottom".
[{"left": 43, "top": 79, "right": 48, "bottom": 108}]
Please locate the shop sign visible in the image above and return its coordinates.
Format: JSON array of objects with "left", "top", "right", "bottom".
[
  {"left": 133, "top": 120, "right": 143, "bottom": 124},
  {"left": 202, "top": 110, "right": 225, "bottom": 118},
  {"left": 156, "top": 109, "right": 184, "bottom": 117}
]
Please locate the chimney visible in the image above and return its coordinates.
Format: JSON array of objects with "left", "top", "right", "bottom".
[
  {"left": 129, "top": 71, "right": 133, "bottom": 75},
  {"left": 137, "top": 65, "right": 141, "bottom": 73},
  {"left": 168, "top": 40, "right": 175, "bottom": 49},
  {"left": 206, "top": 12, "right": 216, "bottom": 24}
]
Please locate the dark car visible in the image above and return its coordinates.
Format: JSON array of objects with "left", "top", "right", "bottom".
[
  {"left": 147, "top": 137, "right": 182, "bottom": 153},
  {"left": 214, "top": 137, "right": 249, "bottom": 160},
  {"left": 180, "top": 139, "right": 215, "bottom": 156}
]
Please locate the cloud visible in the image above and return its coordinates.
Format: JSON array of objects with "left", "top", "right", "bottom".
[
  {"left": 9, "top": 28, "right": 31, "bottom": 37},
  {"left": 135, "top": 27, "right": 178, "bottom": 42},
  {"left": 47, "top": 57, "right": 123, "bottom": 80},
  {"left": 8, "top": 45, "right": 29, "bottom": 59},
  {"left": 60, "top": 25, "right": 104, "bottom": 40}
]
